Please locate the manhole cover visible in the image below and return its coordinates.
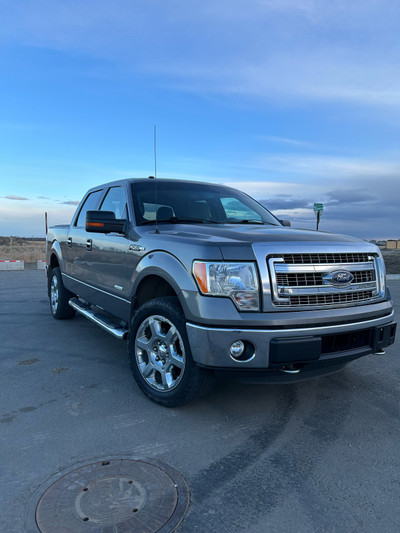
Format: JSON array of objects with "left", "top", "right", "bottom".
[{"left": 35, "top": 459, "right": 189, "bottom": 532}]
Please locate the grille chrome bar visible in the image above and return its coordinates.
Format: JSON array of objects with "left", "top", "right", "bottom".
[
  {"left": 278, "top": 283, "right": 377, "bottom": 296},
  {"left": 281, "top": 291, "right": 374, "bottom": 307},
  {"left": 281, "top": 253, "right": 370, "bottom": 264},
  {"left": 276, "top": 269, "right": 375, "bottom": 287}
]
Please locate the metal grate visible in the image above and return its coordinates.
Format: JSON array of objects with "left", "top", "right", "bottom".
[
  {"left": 275, "top": 290, "right": 374, "bottom": 307},
  {"left": 321, "top": 328, "right": 372, "bottom": 354},
  {"left": 276, "top": 270, "right": 375, "bottom": 287},
  {"left": 281, "top": 253, "right": 370, "bottom": 264},
  {"left": 276, "top": 272, "right": 323, "bottom": 286}
]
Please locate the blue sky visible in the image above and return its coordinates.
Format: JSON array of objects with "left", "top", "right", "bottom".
[{"left": 1, "top": 0, "right": 400, "bottom": 238}]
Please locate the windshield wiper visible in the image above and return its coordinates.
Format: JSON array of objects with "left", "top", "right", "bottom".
[
  {"left": 227, "top": 219, "right": 267, "bottom": 225},
  {"left": 169, "top": 217, "right": 220, "bottom": 224},
  {"left": 141, "top": 217, "right": 220, "bottom": 225}
]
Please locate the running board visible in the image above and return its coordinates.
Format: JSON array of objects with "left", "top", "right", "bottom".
[{"left": 69, "top": 298, "right": 128, "bottom": 340}]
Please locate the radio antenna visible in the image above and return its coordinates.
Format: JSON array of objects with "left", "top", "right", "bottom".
[
  {"left": 153, "top": 125, "right": 160, "bottom": 234},
  {"left": 154, "top": 124, "right": 157, "bottom": 179}
]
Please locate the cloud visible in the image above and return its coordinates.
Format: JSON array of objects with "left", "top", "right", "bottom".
[
  {"left": 2, "top": 195, "right": 29, "bottom": 201},
  {"left": 258, "top": 136, "right": 315, "bottom": 148},
  {"left": 0, "top": 200, "right": 76, "bottom": 237},
  {"left": 2, "top": 1, "right": 400, "bottom": 110},
  {"left": 260, "top": 197, "right": 311, "bottom": 211},
  {"left": 252, "top": 154, "right": 400, "bottom": 179},
  {"left": 59, "top": 200, "right": 80, "bottom": 206},
  {"left": 225, "top": 166, "right": 400, "bottom": 239},
  {"left": 326, "top": 189, "right": 375, "bottom": 204}
]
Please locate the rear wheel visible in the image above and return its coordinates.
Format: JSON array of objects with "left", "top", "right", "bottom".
[
  {"left": 128, "top": 297, "right": 210, "bottom": 406},
  {"left": 49, "top": 267, "right": 76, "bottom": 319}
]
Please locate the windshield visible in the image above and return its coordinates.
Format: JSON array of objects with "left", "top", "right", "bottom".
[{"left": 131, "top": 181, "right": 281, "bottom": 226}]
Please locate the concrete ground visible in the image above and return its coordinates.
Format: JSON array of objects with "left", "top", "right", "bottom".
[{"left": 1, "top": 271, "right": 399, "bottom": 533}]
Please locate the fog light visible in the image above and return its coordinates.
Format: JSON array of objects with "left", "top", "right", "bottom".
[{"left": 230, "top": 340, "right": 245, "bottom": 359}]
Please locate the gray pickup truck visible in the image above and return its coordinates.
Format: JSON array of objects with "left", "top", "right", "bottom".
[{"left": 46, "top": 178, "right": 396, "bottom": 406}]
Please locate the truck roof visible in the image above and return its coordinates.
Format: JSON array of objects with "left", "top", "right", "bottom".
[{"left": 86, "top": 177, "right": 235, "bottom": 193}]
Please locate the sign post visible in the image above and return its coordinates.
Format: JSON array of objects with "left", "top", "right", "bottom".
[{"left": 313, "top": 203, "right": 324, "bottom": 231}]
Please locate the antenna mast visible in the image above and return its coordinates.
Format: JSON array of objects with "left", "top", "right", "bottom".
[
  {"left": 154, "top": 125, "right": 160, "bottom": 234},
  {"left": 154, "top": 125, "right": 157, "bottom": 179}
]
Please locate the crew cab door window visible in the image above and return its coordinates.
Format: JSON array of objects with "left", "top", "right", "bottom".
[
  {"left": 100, "top": 186, "right": 129, "bottom": 220},
  {"left": 220, "top": 197, "right": 263, "bottom": 223},
  {"left": 75, "top": 190, "right": 103, "bottom": 227}
]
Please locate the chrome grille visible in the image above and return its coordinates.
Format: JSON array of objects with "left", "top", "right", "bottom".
[{"left": 268, "top": 253, "right": 382, "bottom": 308}]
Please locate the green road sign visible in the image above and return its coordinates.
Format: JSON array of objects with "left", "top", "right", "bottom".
[{"left": 314, "top": 203, "right": 324, "bottom": 212}]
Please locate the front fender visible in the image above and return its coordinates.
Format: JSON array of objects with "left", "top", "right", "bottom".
[{"left": 131, "top": 251, "right": 198, "bottom": 315}]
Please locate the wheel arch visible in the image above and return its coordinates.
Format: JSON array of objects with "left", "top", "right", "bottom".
[
  {"left": 130, "top": 252, "right": 198, "bottom": 320},
  {"left": 132, "top": 275, "right": 180, "bottom": 314},
  {"left": 47, "top": 241, "right": 63, "bottom": 272}
]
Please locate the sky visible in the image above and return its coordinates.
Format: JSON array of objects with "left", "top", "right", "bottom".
[{"left": 1, "top": 0, "right": 400, "bottom": 239}]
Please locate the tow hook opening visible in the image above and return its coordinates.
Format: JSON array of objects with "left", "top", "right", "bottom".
[{"left": 280, "top": 364, "right": 301, "bottom": 374}]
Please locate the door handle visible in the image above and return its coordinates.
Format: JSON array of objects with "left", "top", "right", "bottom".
[
  {"left": 67, "top": 237, "right": 72, "bottom": 247},
  {"left": 86, "top": 239, "right": 92, "bottom": 251}
]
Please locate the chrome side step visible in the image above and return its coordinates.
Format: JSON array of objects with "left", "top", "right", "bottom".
[{"left": 69, "top": 298, "right": 128, "bottom": 340}]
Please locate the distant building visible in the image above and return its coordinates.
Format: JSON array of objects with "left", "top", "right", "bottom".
[
  {"left": 376, "top": 240, "right": 386, "bottom": 248},
  {"left": 386, "top": 239, "right": 400, "bottom": 250}
]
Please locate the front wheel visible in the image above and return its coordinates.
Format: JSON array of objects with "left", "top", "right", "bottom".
[
  {"left": 48, "top": 267, "right": 76, "bottom": 320},
  {"left": 128, "top": 297, "right": 210, "bottom": 407}
]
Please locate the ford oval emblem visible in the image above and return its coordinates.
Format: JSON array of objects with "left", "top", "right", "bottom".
[{"left": 323, "top": 270, "right": 354, "bottom": 287}]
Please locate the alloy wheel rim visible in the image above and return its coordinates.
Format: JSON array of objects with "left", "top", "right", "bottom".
[
  {"left": 50, "top": 275, "right": 59, "bottom": 313},
  {"left": 135, "top": 314, "right": 185, "bottom": 392}
]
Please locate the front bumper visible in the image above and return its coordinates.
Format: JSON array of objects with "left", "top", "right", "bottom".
[{"left": 186, "top": 312, "right": 396, "bottom": 372}]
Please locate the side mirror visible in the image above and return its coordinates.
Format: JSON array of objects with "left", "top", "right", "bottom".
[
  {"left": 86, "top": 210, "right": 127, "bottom": 234},
  {"left": 279, "top": 219, "right": 291, "bottom": 227}
]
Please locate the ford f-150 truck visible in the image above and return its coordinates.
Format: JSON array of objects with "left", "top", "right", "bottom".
[{"left": 46, "top": 178, "right": 396, "bottom": 406}]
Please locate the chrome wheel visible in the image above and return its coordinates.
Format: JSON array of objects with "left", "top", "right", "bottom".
[
  {"left": 50, "top": 274, "right": 59, "bottom": 314},
  {"left": 135, "top": 314, "right": 185, "bottom": 392}
]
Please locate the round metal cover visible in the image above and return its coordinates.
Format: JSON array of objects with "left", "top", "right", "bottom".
[{"left": 35, "top": 459, "right": 189, "bottom": 532}]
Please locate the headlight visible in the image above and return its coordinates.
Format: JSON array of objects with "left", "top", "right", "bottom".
[{"left": 193, "top": 261, "right": 260, "bottom": 311}]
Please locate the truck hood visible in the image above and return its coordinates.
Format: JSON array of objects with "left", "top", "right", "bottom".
[
  {"left": 156, "top": 223, "right": 363, "bottom": 245},
  {"left": 151, "top": 223, "right": 374, "bottom": 261}
]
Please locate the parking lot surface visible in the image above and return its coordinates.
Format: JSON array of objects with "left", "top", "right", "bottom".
[{"left": 1, "top": 271, "right": 399, "bottom": 532}]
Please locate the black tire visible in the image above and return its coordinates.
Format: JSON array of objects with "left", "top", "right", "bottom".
[
  {"left": 128, "top": 297, "right": 210, "bottom": 407},
  {"left": 48, "top": 267, "right": 76, "bottom": 320}
]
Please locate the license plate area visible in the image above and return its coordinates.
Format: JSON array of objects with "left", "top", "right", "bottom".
[{"left": 372, "top": 323, "right": 397, "bottom": 350}]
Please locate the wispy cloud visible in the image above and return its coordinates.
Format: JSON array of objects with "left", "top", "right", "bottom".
[
  {"left": 2, "top": 1, "right": 400, "bottom": 110},
  {"left": 252, "top": 154, "right": 400, "bottom": 179},
  {"left": 260, "top": 198, "right": 311, "bottom": 211},
  {"left": 59, "top": 200, "right": 80, "bottom": 206},
  {"left": 326, "top": 189, "right": 375, "bottom": 204},
  {"left": 1, "top": 195, "right": 29, "bottom": 201},
  {"left": 258, "top": 136, "right": 315, "bottom": 148}
]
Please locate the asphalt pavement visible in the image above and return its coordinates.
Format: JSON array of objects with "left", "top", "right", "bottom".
[{"left": 1, "top": 271, "right": 399, "bottom": 533}]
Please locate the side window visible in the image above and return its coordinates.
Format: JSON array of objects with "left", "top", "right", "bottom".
[
  {"left": 75, "top": 190, "right": 103, "bottom": 227},
  {"left": 100, "top": 186, "right": 129, "bottom": 220},
  {"left": 220, "top": 197, "right": 262, "bottom": 222}
]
